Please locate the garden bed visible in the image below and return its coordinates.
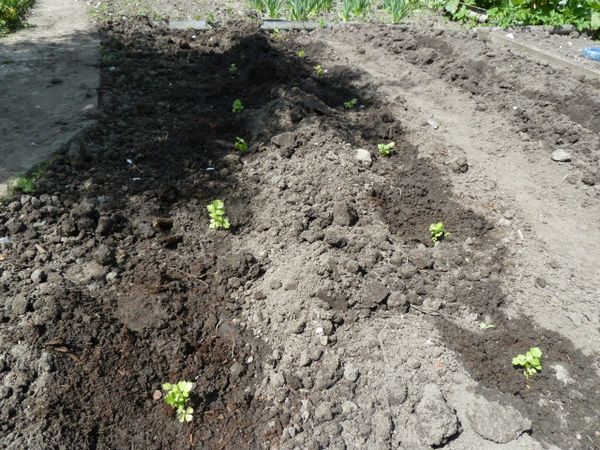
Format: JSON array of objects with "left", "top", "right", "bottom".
[{"left": 1, "top": 18, "right": 600, "bottom": 449}]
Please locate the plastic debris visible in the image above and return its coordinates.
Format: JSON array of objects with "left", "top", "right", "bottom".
[{"left": 582, "top": 47, "right": 600, "bottom": 62}]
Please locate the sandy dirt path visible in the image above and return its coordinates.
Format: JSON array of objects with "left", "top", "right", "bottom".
[{"left": 0, "top": 0, "right": 99, "bottom": 196}]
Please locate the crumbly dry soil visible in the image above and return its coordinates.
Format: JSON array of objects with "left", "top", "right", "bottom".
[{"left": 1, "top": 18, "right": 600, "bottom": 450}]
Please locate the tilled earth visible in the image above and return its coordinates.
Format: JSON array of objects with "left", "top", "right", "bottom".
[{"left": 1, "top": 19, "right": 600, "bottom": 450}]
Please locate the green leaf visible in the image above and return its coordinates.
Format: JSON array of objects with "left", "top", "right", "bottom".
[
  {"left": 590, "top": 10, "right": 599, "bottom": 30},
  {"left": 445, "top": 0, "right": 460, "bottom": 15}
]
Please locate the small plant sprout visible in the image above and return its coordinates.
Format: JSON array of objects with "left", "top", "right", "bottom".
[
  {"left": 314, "top": 64, "right": 327, "bottom": 77},
  {"left": 229, "top": 63, "right": 239, "bottom": 74},
  {"left": 377, "top": 142, "right": 395, "bottom": 157},
  {"left": 512, "top": 347, "right": 543, "bottom": 379},
  {"left": 296, "top": 49, "right": 306, "bottom": 58},
  {"left": 162, "top": 381, "right": 194, "bottom": 422},
  {"left": 234, "top": 137, "right": 249, "bottom": 153},
  {"left": 12, "top": 176, "right": 36, "bottom": 193},
  {"left": 207, "top": 200, "right": 231, "bottom": 230},
  {"left": 429, "top": 222, "right": 450, "bottom": 242},
  {"left": 344, "top": 98, "right": 358, "bottom": 109},
  {"left": 232, "top": 99, "right": 244, "bottom": 113}
]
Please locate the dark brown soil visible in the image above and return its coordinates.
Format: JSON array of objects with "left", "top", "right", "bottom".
[{"left": 1, "top": 19, "right": 600, "bottom": 450}]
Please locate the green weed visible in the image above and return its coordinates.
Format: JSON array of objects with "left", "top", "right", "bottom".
[
  {"left": 384, "top": 0, "right": 419, "bottom": 23},
  {"left": 314, "top": 64, "right": 327, "bottom": 77},
  {"left": 0, "top": 0, "right": 34, "bottom": 33}
]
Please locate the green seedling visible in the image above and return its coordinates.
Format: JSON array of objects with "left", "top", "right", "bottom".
[
  {"left": 314, "top": 64, "right": 327, "bottom": 77},
  {"left": 512, "top": 347, "right": 543, "bottom": 379},
  {"left": 479, "top": 322, "right": 496, "bottom": 330},
  {"left": 296, "top": 49, "right": 306, "bottom": 58},
  {"left": 377, "top": 142, "right": 395, "bottom": 157},
  {"left": 265, "top": 0, "right": 284, "bottom": 17},
  {"left": 162, "top": 381, "right": 194, "bottom": 422},
  {"left": 344, "top": 98, "right": 358, "bottom": 109},
  {"left": 383, "top": 0, "right": 418, "bottom": 23},
  {"left": 429, "top": 222, "right": 449, "bottom": 242},
  {"left": 234, "top": 137, "right": 249, "bottom": 153},
  {"left": 207, "top": 199, "right": 231, "bottom": 229},
  {"left": 229, "top": 63, "right": 239, "bottom": 74},
  {"left": 12, "top": 175, "right": 36, "bottom": 193},
  {"left": 232, "top": 99, "right": 244, "bottom": 113}
]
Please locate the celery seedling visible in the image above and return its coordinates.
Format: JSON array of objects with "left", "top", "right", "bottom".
[
  {"left": 377, "top": 142, "right": 395, "bottom": 156},
  {"left": 207, "top": 199, "right": 231, "bottom": 229},
  {"left": 232, "top": 99, "right": 244, "bottom": 113},
  {"left": 162, "top": 381, "right": 194, "bottom": 422},
  {"left": 344, "top": 98, "right": 358, "bottom": 109},
  {"left": 314, "top": 64, "right": 327, "bottom": 77},
  {"left": 429, "top": 222, "right": 449, "bottom": 242},
  {"left": 234, "top": 137, "right": 249, "bottom": 153},
  {"left": 512, "top": 347, "right": 543, "bottom": 379}
]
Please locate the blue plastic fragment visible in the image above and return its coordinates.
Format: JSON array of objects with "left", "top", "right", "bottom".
[{"left": 582, "top": 47, "right": 600, "bottom": 62}]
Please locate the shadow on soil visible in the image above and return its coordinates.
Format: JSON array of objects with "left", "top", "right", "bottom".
[{"left": 1, "top": 18, "right": 599, "bottom": 450}]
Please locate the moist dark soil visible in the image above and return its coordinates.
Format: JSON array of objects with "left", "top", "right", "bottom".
[{"left": 1, "top": 18, "right": 600, "bottom": 450}]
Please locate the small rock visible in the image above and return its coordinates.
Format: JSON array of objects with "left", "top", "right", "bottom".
[
  {"left": 415, "top": 384, "right": 460, "bottom": 447},
  {"left": 324, "top": 229, "right": 347, "bottom": 247},
  {"left": 223, "top": 153, "right": 241, "bottom": 166},
  {"left": 387, "top": 291, "right": 409, "bottom": 312},
  {"left": 93, "top": 244, "right": 114, "bottom": 266},
  {"left": 343, "top": 364, "right": 360, "bottom": 382},
  {"left": 30, "top": 269, "right": 47, "bottom": 284},
  {"left": 535, "top": 277, "right": 547, "bottom": 288},
  {"left": 466, "top": 396, "right": 531, "bottom": 443},
  {"left": 95, "top": 216, "right": 113, "bottom": 236},
  {"left": 355, "top": 149, "right": 372, "bottom": 165},
  {"left": 361, "top": 280, "right": 390, "bottom": 308},
  {"left": 450, "top": 156, "right": 468, "bottom": 173},
  {"left": 271, "top": 132, "right": 298, "bottom": 158},
  {"left": 230, "top": 361, "right": 244, "bottom": 379},
  {"left": 270, "top": 372, "right": 285, "bottom": 388},
  {"left": 427, "top": 119, "right": 439, "bottom": 129},
  {"left": 10, "top": 294, "right": 31, "bottom": 317},
  {"left": 409, "top": 245, "right": 433, "bottom": 270},
  {"left": 135, "top": 222, "right": 155, "bottom": 239},
  {"left": 152, "top": 217, "right": 173, "bottom": 231},
  {"left": 269, "top": 280, "right": 283, "bottom": 290},
  {"left": 314, "top": 402, "right": 334, "bottom": 422},
  {"left": 503, "top": 209, "right": 515, "bottom": 219},
  {"left": 291, "top": 320, "right": 306, "bottom": 334},
  {"left": 283, "top": 280, "right": 298, "bottom": 290},
  {"left": 551, "top": 149, "right": 571, "bottom": 162},
  {"left": 372, "top": 411, "right": 393, "bottom": 441},
  {"left": 152, "top": 390, "right": 162, "bottom": 400},
  {"left": 552, "top": 364, "right": 574, "bottom": 385},
  {"left": 333, "top": 201, "right": 358, "bottom": 227}
]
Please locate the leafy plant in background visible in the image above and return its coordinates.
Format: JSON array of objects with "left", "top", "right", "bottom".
[
  {"left": 384, "top": 0, "right": 419, "bottom": 23},
  {"left": 265, "top": 0, "right": 284, "bottom": 17},
  {"left": 0, "top": 0, "right": 34, "bottom": 33},
  {"left": 207, "top": 200, "right": 231, "bottom": 229},
  {"left": 287, "top": 0, "right": 331, "bottom": 21},
  {"left": 162, "top": 381, "right": 194, "bottom": 422},
  {"left": 512, "top": 347, "right": 543, "bottom": 378},
  {"left": 232, "top": 99, "right": 244, "bottom": 113},
  {"left": 378, "top": 141, "right": 396, "bottom": 156},
  {"left": 249, "top": 0, "right": 267, "bottom": 14},
  {"left": 433, "top": 0, "right": 599, "bottom": 33},
  {"left": 314, "top": 64, "right": 327, "bottom": 77},
  {"left": 344, "top": 98, "right": 359, "bottom": 109},
  {"left": 340, "top": 0, "right": 372, "bottom": 20},
  {"left": 234, "top": 137, "right": 249, "bottom": 152},
  {"left": 429, "top": 222, "right": 450, "bottom": 242}
]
